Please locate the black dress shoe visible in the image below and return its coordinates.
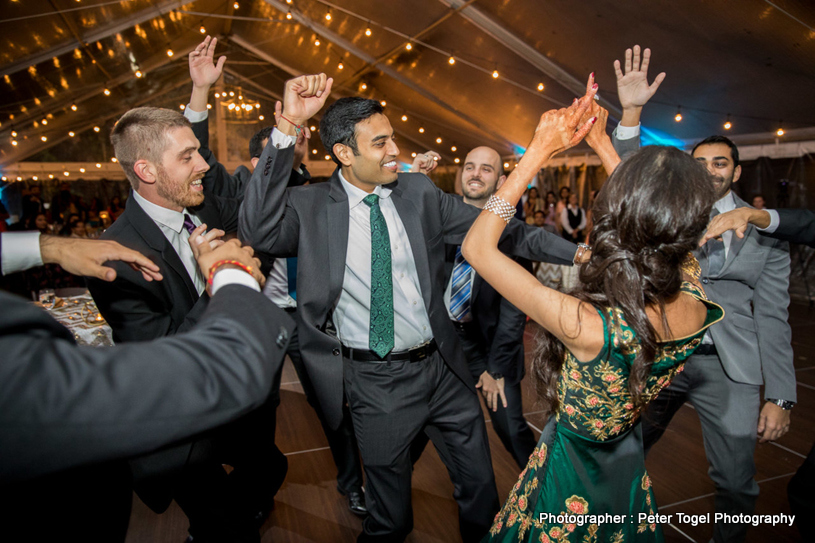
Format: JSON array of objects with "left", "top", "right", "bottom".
[{"left": 346, "top": 490, "right": 367, "bottom": 516}]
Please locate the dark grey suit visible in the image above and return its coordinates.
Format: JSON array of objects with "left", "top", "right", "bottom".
[
  {"left": 643, "top": 193, "right": 795, "bottom": 542},
  {"left": 239, "top": 137, "right": 577, "bottom": 541},
  {"left": 0, "top": 275, "right": 292, "bottom": 541},
  {"left": 772, "top": 208, "right": 815, "bottom": 246}
]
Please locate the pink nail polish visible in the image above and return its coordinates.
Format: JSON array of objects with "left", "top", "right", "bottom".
[
  {"left": 591, "top": 116, "right": 598, "bottom": 124},
  {"left": 590, "top": 72, "right": 595, "bottom": 79},
  {"left": 592, "top": 83, "right": 599, "bottom": 90}
]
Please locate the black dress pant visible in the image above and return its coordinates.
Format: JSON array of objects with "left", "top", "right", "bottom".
[{"left": 344, "top": 351, "right": 498, "bottom": 542}]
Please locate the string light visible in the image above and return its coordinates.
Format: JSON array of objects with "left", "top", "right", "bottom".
[
  {"left": 312, "top": 149, "right": 318, "bottom": 155},
  {"left": 451, "top": 146, "right": 457, "bottom": 152},
  {"left": 537, "top": 83, "right": 545, "bottom": 91},
  {"left": 724, "top": 114, "right": 732, "bottom": 130},
  {"left": 310, "top": 125, "right": 316, "bottom": 131},
  {"left": 454, "top": 158, "right": 460, "bottom": 164},
  {"left": 314, "top": 39, "right": 320, "bottom": 46},
  {"left": 325, "top": 10, "right": 331, "bottom": 21},
  {"left": 360, "top": 83, "right": 367, "bottom": 91},
  {"left": 11, "top": 131, "right": 17, "bottom": 137},
  {"left": 68, "top": 131, "right": 75, "bottom": 137},
  {"left": 111, "top": 157, "right": 117, "bottom": 162},
  {"left": 673, "top": 106, "right": 682, "bottom": 122},
  {"left": 286, "top": 11, "right": 292, "bottom": 20},
  {"left": 93, "top": 126, "right": 100, "bottom": 132},
  {"left": 503, "top": 162, "right": 510, "bottom": 169},
  {"left": 41, "top": 119, "right": 48, "bottom": 125},
  {"left": 448, "top": 56, "right": 455, "bottom": 65},
  {"left": 233, "top": 1, "right": 239, "bottom": 9},
  {"left": 405, "top": 42, "right": 413, "bottom": 51},
  {"left": 199, "top": 26, "right": 206, "bottom": 34},
  {"left": 338, "top": 61, "right": 344, "bottom": 70},
  {"left": 258, "top": 114, "right": 264, "bottom": 120},
  {"left": 11, "top": 140, "right": 17, "bottom": 146},
  {"left": 380, "top": 100, "right": 386, "bottom": 107},
  {"left": 776, "top": 122, "right": 785, "bottom": 137},
  {"left": 411, "top": 152, "right": 417, "bottom": 157},
  {"left": 286, "top": 0, "right": 291, "bottom": 3},
  {"left": 135, "top": 70, "right": 143, "bottom": 78},
  {"left": 32, "top": 176, "right": 38, "bottom": 180},
  {"left": 96, "top": 163, "right": 101, "bottom": 168},
  {"left": 179, "top": 104, "right": 185, "bottom": 110},
  {"left": 492, "top": 70, "right": 499, "bottom": 79},
  {"left": 71, "top": 104, "right": 77, "bottom": 111},
  {"left": 324, "top": 155, "right": 331, "bottom": 160},
  {"left": 436, "top": 137, "right": 442, "bottom": 144},
  {"left": 166, "top": 49, "right": 174, "bottom": 57},
  {"left": 418, "top": 127, "right": 424, "bottom": 133},
  {"left": 401, "top": 114, "right": 408, "bottom": 122},
  {"left": 365, "top": 27, "right": 372, "bottom": 37},
  {"left": 41, "top": 136, "right": 47, "bottom": 142},
  {"left": 207, "top": 104, "right": 212, "bottom": 109},
  {"left": 79, "top": 167, "right": 85, "bottom": 173}
]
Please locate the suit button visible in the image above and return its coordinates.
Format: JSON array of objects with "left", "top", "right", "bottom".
[
  {"left": 276, "top": 326, "right": 289, "bottom": 348},
  {"left": 332, "top": 348, "right": 340, "bottom": 356},
  {"left": 702, "top": 278, "right": 709, "bottom": 284}
]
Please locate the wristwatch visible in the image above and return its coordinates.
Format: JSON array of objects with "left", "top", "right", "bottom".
[
  {"left": 488, "top": 371, "right": 504, "bottom": 381},
  {"left": 767, "top": 398, "right": 795, "bottom": 410}
]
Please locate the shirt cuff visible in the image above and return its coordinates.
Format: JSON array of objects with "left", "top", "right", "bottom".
[
  {"left": 183, "top": 106, "right": 208, "bottom": 123},
  {"left": 1, "top": 231, "right": 43, "bottom": 275},
  {"left": 271, "top": 128, "right": 296, "bottom": 149},
  {"left": 211, "top": 268, "right": 261, "bottom": 295},
  {"left": 757, "top": 209, "right": 779, "bottom": 234},
  {"left": 613, "top": 123, "right": 641, "bottom": 140}
]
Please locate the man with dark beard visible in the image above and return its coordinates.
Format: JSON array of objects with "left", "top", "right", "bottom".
[
  {"left": 87, "top": 102, "right": 292, "bottom": 542},
  {"left": 642, "top": 135, "right": 796, "bottom": 543}
]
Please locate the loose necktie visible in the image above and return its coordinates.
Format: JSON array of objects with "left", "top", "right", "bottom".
[
  {"left": 706, "top": 209, "right": 725, "bottom": 276},
  {"left": 449, "top": 246, "right": 473, "bottom": 321},
  {"left": 287, "top": 257, "right": 297, "bottom": 300},
  {"left": 363, "top": 194, "right": 394, "bottom": 358},
  {"left": 183, "top": 213, "right": 197, "bottom": 235}
]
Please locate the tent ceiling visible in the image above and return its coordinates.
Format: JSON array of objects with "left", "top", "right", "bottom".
[{"left": 1, "top": 0, "right": 814, "bottom": 169}]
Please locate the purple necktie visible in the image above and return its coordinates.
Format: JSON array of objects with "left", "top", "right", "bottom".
[{"left": 183, "top": 214, "right": 197, "bottom": 235}]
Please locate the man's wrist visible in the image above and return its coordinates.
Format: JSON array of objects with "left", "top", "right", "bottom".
[
  {"left": 619, "top": 107, "right": 642, "bottom": 127},
  {"left": 766, "top": 398, "right": 795, "bottom": 410}
]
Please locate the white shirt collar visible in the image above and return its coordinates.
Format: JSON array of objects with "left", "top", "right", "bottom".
[
  {"left": 713, "top": 190, "right": 736, "bottom": 215},
  {"left": 338, "top": 169, "right": 392, "bottom": 209},
  {"left": 132, "top": 190, "right": 191, "bottom": 234}
]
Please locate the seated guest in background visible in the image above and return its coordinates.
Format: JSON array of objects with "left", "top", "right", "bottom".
[
  {"left": 0, "top": 231, "right": 292, "bottom": 543},
  {"left": 752, "top": 193, "right": 766, "bottom": 210},
  {"left": 27, "top": 212, "right": 50, "bottom": 234},
  {"left": 463, "top": 82, "right": 722, "bottom": 542},
  {"left": 87, "top": 38, "right": 295, "bottom": 542}
]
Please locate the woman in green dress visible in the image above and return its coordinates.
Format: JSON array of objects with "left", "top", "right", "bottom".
[{"left": 462, "top": 80, "right": 723, "bottom": 542}]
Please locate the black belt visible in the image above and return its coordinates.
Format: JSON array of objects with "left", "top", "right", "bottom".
[
  {"left": 342, "top": 339, "right": 437, "bottom": 362},
  {"left": 694, "top": 343, "right": 718, "bottom": 356}
]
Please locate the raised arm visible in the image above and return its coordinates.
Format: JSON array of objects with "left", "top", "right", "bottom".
[{"left": 462, "top": 82, "right": 606, "bottom": 361}]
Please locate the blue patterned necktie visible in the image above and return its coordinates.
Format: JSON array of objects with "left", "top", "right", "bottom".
[
  {"left": 706, "top": 208, "right": 725, "bottom": 276},
  {"left": 450, "top": 246, "right": 473, "bottom": 322},
  {"left": 363, "top": 194, "right": 394, "bottom": 358}
]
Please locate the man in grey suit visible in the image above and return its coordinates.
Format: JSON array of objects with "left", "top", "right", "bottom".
[
  {"left": 642, "top": 135, "right": 796, "bottom": 542},
  {"left": 239, "top": 73, "right": 585, "bottom": 542}
]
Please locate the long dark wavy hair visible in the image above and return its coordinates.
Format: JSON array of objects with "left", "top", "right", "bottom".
[{"left": 533, "top": 145, "right": 716, "bottom": 414}]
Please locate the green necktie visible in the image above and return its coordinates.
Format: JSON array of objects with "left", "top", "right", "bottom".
[{"left": 363, "top": 194, "right": 394, "bottom": 358}]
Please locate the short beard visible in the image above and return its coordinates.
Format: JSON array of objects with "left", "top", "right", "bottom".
[{"left": 156, "top": 164, "right": 204, "bottom": 209}]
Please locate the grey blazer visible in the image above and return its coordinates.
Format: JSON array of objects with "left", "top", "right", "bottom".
[
  {"left": 695, "top": 194, "right": 796, "bottom": 401},
  {"left": 239, "top": 142, "right": 579, "bottom": 429}
]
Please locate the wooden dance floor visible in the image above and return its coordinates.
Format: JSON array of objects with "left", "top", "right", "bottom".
[{"left": 124, "top": 303, "right": 814, "bottom": 542}]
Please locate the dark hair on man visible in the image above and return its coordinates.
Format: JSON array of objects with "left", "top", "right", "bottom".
[
  {"left": 533, "top": 210, "right": 545, "bottom": 218},
  {"left": 533, "top": 146, "right": 716, "bottom": 415},
  {"left": 319, "top": 97, "right": 384, "bottom": 165},
  {"left": 249, "top": 126, "right": 275, "bottom": 159},
  {"left": 692, "top": 135, "right": 740, "bottom": 167},
  {"left": 111, "top": 107, "right": 191, "bottom": 190}
]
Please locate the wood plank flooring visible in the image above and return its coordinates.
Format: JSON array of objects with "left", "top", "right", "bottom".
[{"left": 125, "top": 303, "right": 815, "bottom": 542}]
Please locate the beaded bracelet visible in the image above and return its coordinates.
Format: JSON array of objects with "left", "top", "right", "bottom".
[
  {"left": 278, "top": 115, "right": 304, "bottom": 137},
  {"left": 483, "top": 194, "right": 516, "bottom": 224},
  {"left": 207, "top": 259, "right": 254, "bottom": 286}
]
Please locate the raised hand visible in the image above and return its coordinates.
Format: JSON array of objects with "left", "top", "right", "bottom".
[
  {"left": 529, "top": 79, "right": 598, "bottom": 159},
  {"left": 189, "top": 36, "right": 226, "bottom": 90},
  {"left": 280, "top": 73, "right": 334, "bottom": 131},
  {"left": 614, "top": 45, "right": 665, "bottom": 112},
  {"left": 410, "top": 151, "right": 441, "bottom": 175},
  {"left": 275, "top": 100, "right": 311, "bottom": 170}
]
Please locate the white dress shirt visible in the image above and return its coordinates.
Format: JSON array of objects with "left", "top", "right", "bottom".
[
  {"left": 713, "top": 191, "right": 737, "bottom": 258},
  {"left": 334, "top": 171, "right": 433, "bottom": 351},
  {"left": 263, "top": 257, "right": 296, "bottom": 309},
  {"left": 131, "top": 191, "right": 206, "bottom": 294}
]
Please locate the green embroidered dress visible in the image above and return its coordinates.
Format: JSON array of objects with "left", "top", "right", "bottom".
[{"left": 485, "top": 282, "right": 723, "bottom": 543}]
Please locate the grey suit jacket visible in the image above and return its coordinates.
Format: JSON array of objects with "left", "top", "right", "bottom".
[
  {"left": 239, "top": 141, "right": 579, "bottom": 429},
  {"left": 695, "top": 194, "right": 796, "bottom": 401},
  {"left": 773, "top": 208, "right": 815, "bottom": 247}
]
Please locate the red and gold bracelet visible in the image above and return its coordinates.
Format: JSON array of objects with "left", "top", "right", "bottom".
[{"left": 207, "top": 259, "right": 254, "bottom": 286}]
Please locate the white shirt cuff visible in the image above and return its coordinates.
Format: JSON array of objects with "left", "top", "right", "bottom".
[
  {"left": 271, "top": 128, "right": 296, "bottom": 149},
  {"left": 757, "top": 209, "right": 779, "bottom": 234},
  {"left": 211, "top": 268, "right": 261, "bottom": 295},
  {"left": 183, "top": 106, "right": 208, "bottom": 123},
  {"left": 1, "top": 232, "right": 43, "bottom": 275},
  {"left": 613, "top": 123, "right": 641, "bottom": 140}
]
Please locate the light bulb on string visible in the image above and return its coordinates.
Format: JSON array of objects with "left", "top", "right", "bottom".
[
  {"left": 68, "top": 131, "right": 75, "bottom": 137},
  {"left": 401, "top": 114, "right": 408, "bottom": 122},
  {"left": 325, "top": 10, "right": 331, "bottom": 21},
  {"left": 380, "top": 100, "right": 387, "bottom": 107},
  {"left": 451, "top": 146, "right": 457, "bottom": 152},
  {"left": 418, "top": 127, "right": 424, "bottom": 133},
  {"left": 405, "top": 42, "right": 412, "bottom": 51},
  {"left": 314, "top": 39, "right": 320, "bottom": 46},
  {"left": 360, "top": 83, "right": 367, "bottom": 91},
  {"left": 492, "top": 70, "right": 499, "bottom": 79},
  {"left": 258, "top": 115, "right": 264, "bottom": 120},
  {"left": 411, "top": 152, "right": 417, "bottom": 158},
  {"left": 448, "top": 56, "right": 455, "bottom": 65},
  {"left": 537, "top": 83, "right": 545, "bottom": 91},
  {"left": 776, "top": 122, "right": 785, "bottom": 137},
  {"left": 674, "top": 107, "right": 682, "bottom": 122},
  {"left": 338, "top": 62, "right": 344, "bottom": 70},
  {"left": 286, "top": 11, "right": 292, "bottom": 20},
  {"left": 41, "top": 136, "right": 47, "bottom": 142},
  {"left": 436, "top": 137, "right": 442, "bottom": 144},
  {"left": 199, "top": 26, "right": 206, "bottom": 34},
  {"left": 365, "top": 27, "right": 372, "bottom": 37},
  {"left": 454, "top": 158, "right": 460, "bottom": 164},
  {"left": 724, "top": 114, "right": 732, "bottom": 130},
  {"left": 93, "top": 126, "right": 100, "bottom": 132},
  {"left": 71, "top": 104, "right": 77, "bottom": 111},
  {"left": 135, "top": 70, "right": 143, "bottom": 78},
  {"left": 11, "top": 131, "right": 17, "bottom": 137},
  {"left": 233, "top": 2, "right": 239, "bottom": 9}
]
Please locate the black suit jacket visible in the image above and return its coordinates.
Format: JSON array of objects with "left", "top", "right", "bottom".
[
  {"left": 772, "top": 209, "right": 815, "bottom": 247},
  {"left": 0, "top": 279, "right": 292, "bottom": 540},
  {"left": 86, "top": 192, "right": 240, "bottom": 511},
  {"left": 444, "top": 241, "right": 531, "bottom": 386},
  {"left": 239, "top": 141, "right": 578, "bottom": 430}
]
